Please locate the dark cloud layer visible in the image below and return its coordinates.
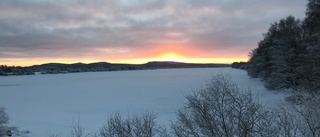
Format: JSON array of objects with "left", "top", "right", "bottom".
[{"left": 0, "top": 0, "right": 307, "bottom": 62}]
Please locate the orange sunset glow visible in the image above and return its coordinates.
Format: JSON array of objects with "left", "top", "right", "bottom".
[
  {"left": 1, "top": 54, "right": 248, "bottom": 67},
  {"left": 1, "top": 43, "right": 248, "bottom": 66},
  {"left": 0, "top": 0, "right": 305, "bottom": 66}
]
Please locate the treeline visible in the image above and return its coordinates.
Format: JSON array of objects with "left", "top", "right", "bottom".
[
  {"left": 0, "top": 62, "right": 229, "bottom": 76},
  {"left": 231, "top": 62, "right": 248, "bottom": 70},
  {"left": 244, "top": 0, "right": 320, "bottom": 91},
  {"left": 0, "top": 65, "right": 34, "bottom": 76}
]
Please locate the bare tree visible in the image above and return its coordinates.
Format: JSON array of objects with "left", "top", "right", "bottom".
[
  {"left": 293, "top": 94, "right": 320, "bottom": 137},
  {"left": 100, "top": 113, "right": 132, "bottom": 137},
  {"left": 273, "top": 107, "right": 300, "bottom": 137},
  {"left": 100, "top": 112, "right": 167, "bottom": 137},
  {"left": 172, "top": 73, "right": 275, "bottom": 137},
  {"left": 132, "top": 113, "right": 156, "bottom": 137},
  {"left": 71, "top": 115, "right": 90, "bottom": 137}
]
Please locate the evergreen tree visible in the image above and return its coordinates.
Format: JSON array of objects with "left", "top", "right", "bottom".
[
  {"left": 303, "top": 0, "right": 320, "bottom": 91},
  {"left": 267, "top": 16, "right": 303, "bottom": 90},
  {"left": 248, "top": 23, "right": 278, "bottom": 80},
  {"left": 248, "top": 16, "right": 304, "bottom": 90}
]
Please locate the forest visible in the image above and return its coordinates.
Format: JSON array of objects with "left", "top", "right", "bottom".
[{"left": 234, "top": 0, "right": 320, "bottom": 92}]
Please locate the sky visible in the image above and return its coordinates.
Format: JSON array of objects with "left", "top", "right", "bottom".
[{"left": 0, "top": 0, "right": 307, "bottom": 66}]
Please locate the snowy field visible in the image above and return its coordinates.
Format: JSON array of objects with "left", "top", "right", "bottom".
[{"left": 0, "top": 68, "right": 289, "bottom": 137}]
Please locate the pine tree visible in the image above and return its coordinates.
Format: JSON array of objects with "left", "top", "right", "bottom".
[
  {"left": 248, "top": 16, "right": 303, "bottom": 90},
  {"left": 303, "top": 0, "right": 320, "bottom": 91},
  {"left": 267, "top": 16, "right": 303, "bottom": 90}
]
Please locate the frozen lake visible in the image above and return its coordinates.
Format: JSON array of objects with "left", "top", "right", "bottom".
[{"left": 0, "top": 68, "right": 288, "bottom": 136}]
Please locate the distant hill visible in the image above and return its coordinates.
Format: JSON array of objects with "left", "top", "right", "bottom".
[
  {"left": 1, "top": 61, "right": 230, "bottom": 75},
  {"left": 142, "top": 61, "right": 229, "bottom": 69}
]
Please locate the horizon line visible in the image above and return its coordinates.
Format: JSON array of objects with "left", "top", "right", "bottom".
[{"left": 1, "top": 60, "right": 236, "bottom": 67}]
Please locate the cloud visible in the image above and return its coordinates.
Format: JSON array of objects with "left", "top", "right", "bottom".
[{"left": 0, "top": 0, "right": 307, "bottom": 62}]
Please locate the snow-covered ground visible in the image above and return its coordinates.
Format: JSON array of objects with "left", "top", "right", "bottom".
[{"left": 0, "top": 68, "right": 289, "bottom": 137}]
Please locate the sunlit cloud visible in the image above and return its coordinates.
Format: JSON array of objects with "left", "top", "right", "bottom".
[{"left": 0, "top": 0, "right": 307, "bottom": 66}]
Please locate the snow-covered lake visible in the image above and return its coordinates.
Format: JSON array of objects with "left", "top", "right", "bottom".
[{"left": 0, "top": 68, "right": 289, "bottom": 136}]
